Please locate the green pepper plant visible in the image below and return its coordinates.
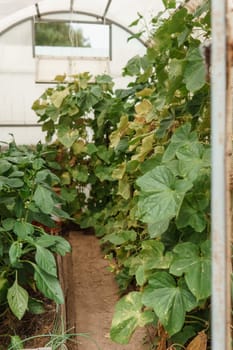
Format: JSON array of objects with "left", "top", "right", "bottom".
[{"left": 0, "top": 140, "right": 70, "bottom": 321}]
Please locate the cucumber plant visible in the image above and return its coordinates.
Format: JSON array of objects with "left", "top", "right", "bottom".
[{"left": 32, "top": 1, "right": 213, "bottom": 348}]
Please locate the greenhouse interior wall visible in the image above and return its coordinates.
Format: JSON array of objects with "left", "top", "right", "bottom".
[{"left": 0, "top": 16, "right": 147, "bottom": 145}]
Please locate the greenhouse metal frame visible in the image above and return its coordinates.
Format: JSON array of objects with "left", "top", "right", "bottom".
[
  {"left": 0, "top": 0, "right": 232, "bottom": 349},
  {"left": 211, "top": 1, "right": 232, "bottom": 349}
]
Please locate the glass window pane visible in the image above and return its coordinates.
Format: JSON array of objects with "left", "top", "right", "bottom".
[{"left": 34, "top": 21, "right": 110, "bottom": 58}]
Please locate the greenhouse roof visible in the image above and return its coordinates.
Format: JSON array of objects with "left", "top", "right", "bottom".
[{"left": 0, "top": 0, "right": 164, "bottom": 34}]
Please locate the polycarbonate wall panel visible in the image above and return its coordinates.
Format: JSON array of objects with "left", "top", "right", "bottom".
[{"left": 0, "top": 17, "right": 146, "bottom": 144}]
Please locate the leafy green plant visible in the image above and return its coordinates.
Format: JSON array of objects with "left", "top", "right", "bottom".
[
  {"left": 0, "top": 140, "right": 70, "bottom": 322},
  {"left": 32, "top": 0, "right": 212, "bottom": 348},
  {"left": 107, "top": 1, "right": 211, "bottom": 346},
  {"left": 32, "top": 72, "right": 122, "bottom": 221}
]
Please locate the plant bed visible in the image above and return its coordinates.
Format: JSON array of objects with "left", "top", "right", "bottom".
[
  {"left": 0, "top": 141, "right": 71, "bottom": 349},
  {"left": 0, "top": 296, "right": 56, "bottom": 349},
  {"left": 0, "top": 257, "right": 72, "bottom": 350}
]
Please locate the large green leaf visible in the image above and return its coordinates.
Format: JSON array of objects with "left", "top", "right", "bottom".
[
  {"left": 33, "top": 185, "right": 54, "bottom": 214},
  {"left": 175, "top": 146, "right": 210, "bottom": 181},
  {"left": 184, "top": 48, "right": 206, "bottom": 92},
  {"left": 102, "top": 230, "right": 137, "bottom": 245},
  {"left": 13, "top": 221, "right": 34, "bottom": 239},
  {"left": 34, "top": 265, "right": 64, "bottom": 304},
  {"left": 32, "top": 158, "right": 44, "bottom": 171},
  {"left": 35, "top": 245, "right": 57, "bottom": 277},
  {"left": 2, "top": 218, "right": 16, "bottom": 230},
  {"left": 136, "top": 165, "right": 192, "bottom": 228},
  {"left": 36, "top": 234, "right": 71, "bottom": 255},
  {"left": 52, "top": 205, "right": 71, "bottom": 220},
  {"left": 176, "top": 193, "right": 208, "bottom": 232},
  {"left": 9, "top": 170, "right": 25, "bottom": 178},
  {"left": 142, "top": 272, "right": 196, "bottom": 335},
  {"left": 170, "top": 240, "right": 211, "bottom": 300},
  {"left": 7, "top": 279, "right": 28, "bottom": 320},
  {"left": 163, "top": 123, "right": 198, "bottom": 162},
  {"left": 110, "top": 291, "right": 154, "bottom": 344},
  {"left": 35, "top": 169, "right": 58, "bottom": 184},
  {"left": 0, "top": 159, "right": 11, "bottom": 174},
  {"left": 5, "top": 177, "right": 24, "bottom": 188},
  {"left": 84, "top": 85, "right": 103, "bottom": 108},
  {"left": 9, "top": 242, "right": 23, "bottom": 266},
  {"left": 147, "top": 220, "right": 170, "bottom": 238},
  {"left": 126, "top": 241, "right": 173, "bottom": 285}
]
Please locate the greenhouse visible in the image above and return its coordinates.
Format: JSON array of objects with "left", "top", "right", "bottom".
[{"left": 0, "top": 0, "right": 231, "bottom": 349}]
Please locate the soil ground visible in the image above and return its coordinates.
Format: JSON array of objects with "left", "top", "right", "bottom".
[
  {"left": 62, "top": 231, "right": 152, "bottom": 350},
  {"left": 0, "top": 295, "right": 56, "bottom": 349}
]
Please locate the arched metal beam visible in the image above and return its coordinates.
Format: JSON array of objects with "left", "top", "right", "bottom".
[{"left": 0, "top": 9, "right": 146, "bottom": 47}]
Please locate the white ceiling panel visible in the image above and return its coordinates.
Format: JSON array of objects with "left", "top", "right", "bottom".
[
  {"left": 0, "top": 0, "right": 39, "bottom": 18},
  {"left": 0, "top": 0, "right": 164, "bottom": 34}
]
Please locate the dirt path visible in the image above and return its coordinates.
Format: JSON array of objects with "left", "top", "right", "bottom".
[{"left": 61, "top": 231, "right": 151, "bottom": 350}]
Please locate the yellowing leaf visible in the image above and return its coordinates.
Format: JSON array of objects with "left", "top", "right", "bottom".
[
  {"left": 57, "top": 125, "right": 79, "bottom": 148},
  {"left": 54, "top": 74, "right": 66, "bottom": 82},
  {"left": 135, "top": 99, "right": 153, "bottom": 115},
  {"left": 72, "top": 140, "right": 86, "bottom": 155},
  {"left": 110, "top": 292, "right": 154, "bottom": 344},
  {"left": 132, "top": 133, "right": 154, "bottom": 162},
  {"left": 61, "top": 172, "right": 71, "bottom": 185},
  {"left": 136, "top": 87, "right": 155, "bottom": 97},
  {"left": 186, "top": 331, "right": 207, "bottom": 350},
  {"left": 110, "top": 115, "right": 129, "bottom": 148},
  {"left": 118, "top": 175, "right": 131, "bottom": 200},
  {"left": 112, "top": 161, "right": 127, "bottom": 180},
  {"left": 50, "top": 88, "right": 69, "bottom": 108}
]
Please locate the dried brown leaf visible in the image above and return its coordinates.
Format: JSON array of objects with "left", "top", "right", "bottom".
[{"left": 186, "top": 331, "right": 207, "bottom": 350}]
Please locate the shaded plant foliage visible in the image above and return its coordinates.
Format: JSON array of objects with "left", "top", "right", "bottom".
[
  {"left": 32, "top": 1, "right": 212, "bottom": 348},
  {"left": 0, "top": 141, "right": 70, "bottom": 323}
]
